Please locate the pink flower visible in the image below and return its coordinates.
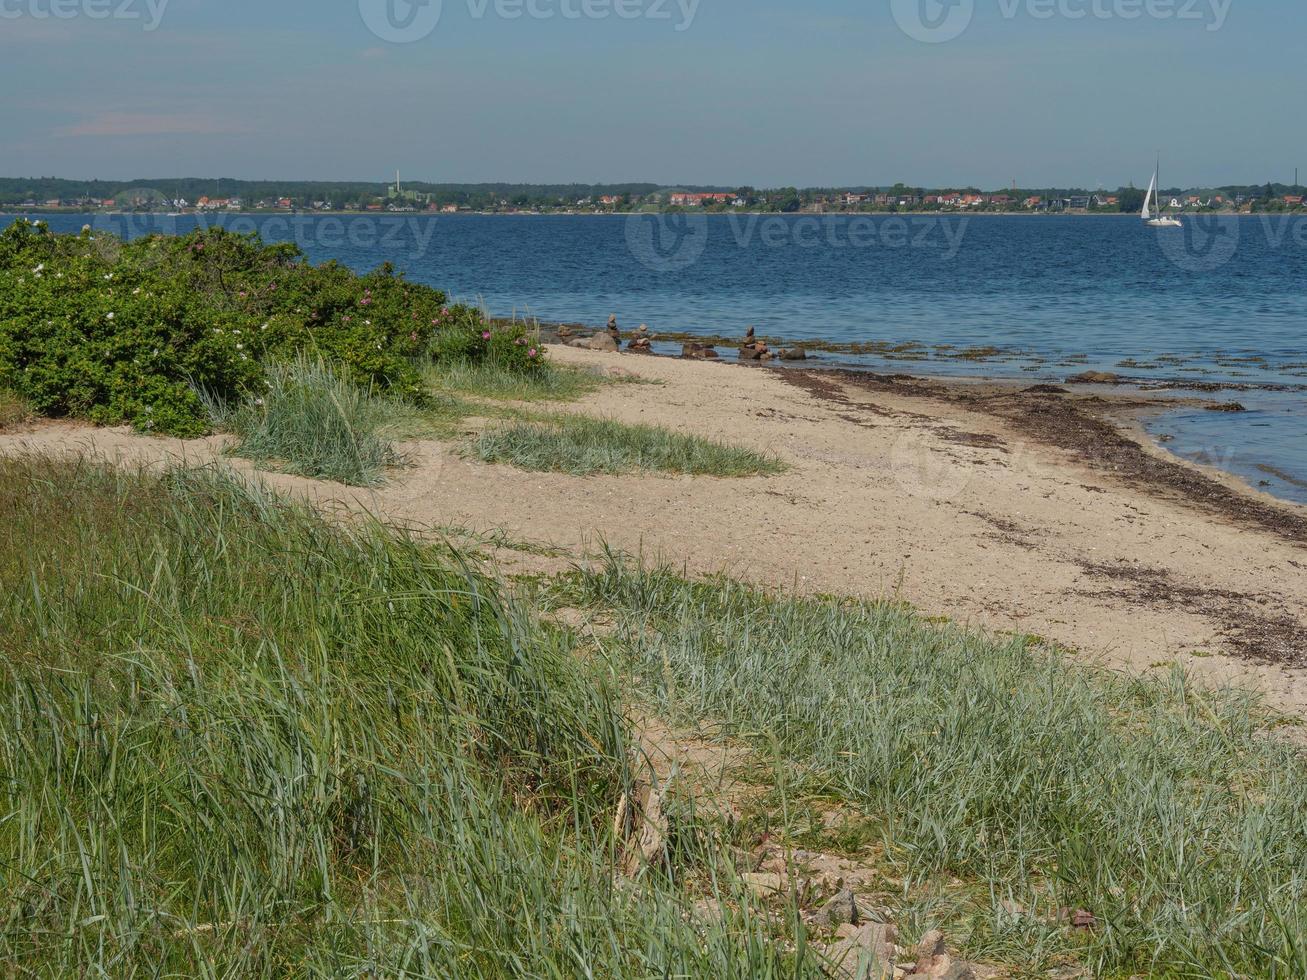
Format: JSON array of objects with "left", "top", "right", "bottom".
[
  {"left": 528, "top": 348, "right": 538, "bottom": 358},
  {"left": 481, "top": 331, "right": 491, "bottom": 340}
]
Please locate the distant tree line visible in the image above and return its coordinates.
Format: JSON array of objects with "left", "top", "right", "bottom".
[{"left": 2, "top": 177, "right": 1303, "bottom": 212}]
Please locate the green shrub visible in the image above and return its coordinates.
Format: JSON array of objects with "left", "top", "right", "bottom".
[
  {"left": 220, "top": 355, "right": 401, "bottom": 486},
  {"left": 0, "top": 219, "right": 447, "bottom": 436},
  {"left": 426, "top": 308, "right": 547, "bottom": 373}
]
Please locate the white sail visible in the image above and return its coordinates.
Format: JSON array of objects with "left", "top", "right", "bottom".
[{"left": 1142, "top": 171, "right": 1157, "bottom": 221}]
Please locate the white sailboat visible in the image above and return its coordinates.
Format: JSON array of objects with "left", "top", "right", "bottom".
[{"left": 1142, "top": 160, "right": 1182, "bottom": 228}]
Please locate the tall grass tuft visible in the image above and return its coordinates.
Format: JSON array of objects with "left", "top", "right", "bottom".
[
  {"left": 0, "top": 388, "right": 33, "bottom": 429},
  {"left": 219, "top": 355, "right": 401, "bottom": 485},
  {"left": 555, "top": 555, "right": 1307, "bottom": 978},
  {"left": 422, "top": 357, "right": 613, "bottom": 402},
  {"left": 0, "top": 456, "right": 814, "bottom": 977},
  {"left": 473, "top": 414, "right": 786, "bottom": 477}
]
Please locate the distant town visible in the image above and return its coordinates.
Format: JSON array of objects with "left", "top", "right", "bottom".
[{"left": 3, "top": 176, "right": 1305, "bottom": 215}]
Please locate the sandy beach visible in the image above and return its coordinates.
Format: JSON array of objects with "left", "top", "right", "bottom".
[{"left": 4, "top": 345, "right": 1305, "bottom": 718}]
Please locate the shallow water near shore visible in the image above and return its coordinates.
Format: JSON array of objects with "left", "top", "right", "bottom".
[{"left": 27, "top": 212, "right": 1307, "bottom": 503}]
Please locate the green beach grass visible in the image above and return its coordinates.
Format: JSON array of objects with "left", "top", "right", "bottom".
[
  {"left": 421, "top": 356, "right": 617, "bottom": 403},
  {"left": 4, "top": 453, "right": 1305, "bottom": 977},
  {"left": 0, "top": 389, "right": 32, "bottom": 429},
  {"left": 471, "top": 414, "right": 786, "bottom": 477},
  {"left": 0, "top": 455, "right": 815, "bottom": 977},
  {"left": 550, "top": 554, "right": 1307, "bottom": 978},
  {"left": 214, "top": 355, "right": 405, "bottom": 486}
]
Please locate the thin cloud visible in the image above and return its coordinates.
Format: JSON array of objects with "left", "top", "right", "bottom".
[{"left": 58, "top": 112, "right": 246, "bottom": 137}]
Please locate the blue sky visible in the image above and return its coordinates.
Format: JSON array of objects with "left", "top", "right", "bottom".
[{"left": 1, "top": 0, "right": 1302, "bottom": 188}]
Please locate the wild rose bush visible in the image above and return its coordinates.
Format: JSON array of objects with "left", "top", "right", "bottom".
[
  {"left": 0, "top": 220, "right": 458, "bottom": 436},
  {"left": 426, "top": 307, "right": 546, "bottom": 373}
]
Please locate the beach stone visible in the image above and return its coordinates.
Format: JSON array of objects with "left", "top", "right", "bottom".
[
  {"left": 814, "top": 888, "right": 860, "bottom": 927},
  {"left": 590, "top": 333, "right": 619, "bottom": 352},
  {"left": 682, "top": 343, "right": 719, "bottom": 359},
  {"left": 742, "top": 871, "right": 786, "bottom": 898},
  {"left": 739, "top": 346, "right": 763, "bottom": 360},
  {"left": 1205, "top": 401, "right": 1246, "bottom": 412},
  {"left": 779, "top": 347, "right": 808, "bottom": 361},
  {"left": 1066, "top": 371, "right": 1121, "bottom": 384},
  {"left": 627, "top": 337, "right": 653, "bottom": 353},
  {"left": 826, "top": 922, "right": 898, "bottom": 979},
  {"left": 569, "top": 338, "right": 592, "bottom": 349},
  {"left": 906, "top": 963, "right": 975, "bottom": 980},
  {"left": 913, "top": 931, "right": 946, "bottom": 967}
]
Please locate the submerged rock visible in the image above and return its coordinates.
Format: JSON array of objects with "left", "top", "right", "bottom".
[
  {"left": 1066, "top": 371, "right": 1122, "bottom": 384},
  {"left": 682, "top": 343, "right": 719, "bottom": 360}
]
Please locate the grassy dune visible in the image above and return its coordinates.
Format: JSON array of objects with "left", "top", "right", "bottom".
[
  {"left": 553, "top": 556, "right": 1307, "bottom": 978},
  {"left": 0, "top": 456, "right": 804, "bottom": 977},
  {"left": 4, "top": 451, "right": 1302, "bottom": 977}
]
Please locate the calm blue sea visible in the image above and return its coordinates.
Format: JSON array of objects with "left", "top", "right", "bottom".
[{"left": 21, "top": 212, "right": 1307, "bottom": 503}]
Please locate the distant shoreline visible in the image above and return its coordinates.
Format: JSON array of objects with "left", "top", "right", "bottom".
[{"left": 1, "top": 208, "right": 1260, "bottom": 219}]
